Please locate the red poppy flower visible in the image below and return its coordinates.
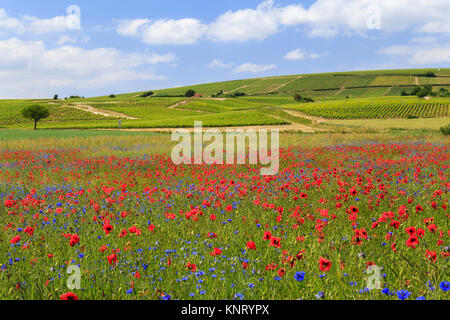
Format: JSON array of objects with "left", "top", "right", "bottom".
[
  {"left": 247, "top": 241, "right": 256, "bottom": 250},
  {"left": 406, "top": 236, "right": 419, "bottom": 249},
  {"left": 209, "top": 247, "right": 222, "bottom": 256},
  {"left": 107, "top": 254, "right": 117, "bottom": 265},
  {"left": 319, "top": 257, "right": 331, "bottom": 272},
  {"left": 103, "top": 223, "right": 113, "bottom": 235},
  {"left": 69, "top": 234, "right": 80, "bottom": 246},
  {"left": 60, "top": 292, "right": 79, "bottom": 300},
  {"left": 10, "top": 235, "right": 20, "bottom": 244}
]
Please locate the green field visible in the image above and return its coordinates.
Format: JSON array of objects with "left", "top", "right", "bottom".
[{"left": 1, "top": 68, "right": 449, "bottom": 132}]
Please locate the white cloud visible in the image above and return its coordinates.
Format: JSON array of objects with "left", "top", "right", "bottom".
[
  {"left": 119, "top": 18, "right": 208, "bottom": 45},
  {"left": 116, "top": 19, "right": 150, "bottom": 37},
  {"left": 0, "top": 38, "right": 176, "bottom": 98},
  {"left": 283, "top": 49, "right": 323, "bottom": 60},
  {"left": 207, "top": 59, "right": 233, "bottom": 68},
  {"left": 0, "top": 9, "right": 22, "bottom": 31},
  {"left": 23, "top": 15, "right": 71, "bottom": 34},
  {"left": 117, "top": 0, "right": 450, "bottom": 44},
  {"left": 380, "top": 42, "right": 450, "bottom": 65},
  {"left": 233, "top": 62, "right": 276, "bottom": 74},
  {"left": 207, "top": 0, "right": 279, "bottom": 42},
  {"left": 0, "top": 8, "right": 80, "bottom": 34},
  {"left": 57, "top": 35, "right": 76, "bottom": 45}
]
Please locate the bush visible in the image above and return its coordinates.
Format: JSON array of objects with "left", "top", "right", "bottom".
[
  {"left": 185, "top": 89, "right": 195, "bottom": 97},
  {"left": 140, "top": 91, "right": 154, "bottom": 98},
  {"left": 109, "top": 94, "right": 116, "bottom": 98},
  {"left": 401, "top": 90, "right": 409, "bottom": 96},
  {"left": 438, "top": 88, "right": 449, "bottom": 97},
  {"left": 440, "top": 124, "right": 450, "bottom": 136},
  {"left": 294, "top": 94, "right": 314, "bottom": 103},
  {"left": 425, "top": 71, "right": 436, "bottom": 77}
]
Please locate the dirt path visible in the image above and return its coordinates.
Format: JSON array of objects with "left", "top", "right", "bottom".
[
  {"left": 280, "top": 108, "right": 326, "bottom": 124},
  {"left": 70, "top": 104, "right": 138, "bottom": 119},
  {"left": 383, "top": 86, "right": 393, "bottom": 96},
  {"left": 224, "top": 79, "right": 265, "bottom": 95},
  {"left": 97, "top": 123, "right": 317, "bottom": 133},
  {"left": 168, "top": 100, "right": 190, "bottom": 109},
  {"left": 267, "top": 76, "right": 303, "bottom": 93},
  {"left": 334, "top": 86, "right": 345, "bottom": 96},
  {"left": 415, "top": 77, "right": 420, "bottom": 85}
]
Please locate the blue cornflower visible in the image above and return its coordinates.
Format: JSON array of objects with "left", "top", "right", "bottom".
[
  {"left": 439, "top": 281, "right": 449, "bottom": 292},
  {"left": 396, "top": 290, "right": 411, "bottom": 300},
  {"left": 294, "top": 271, "right": 305, "bottom": 282}
]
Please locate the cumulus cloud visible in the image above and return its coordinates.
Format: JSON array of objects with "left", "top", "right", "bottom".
[
  {"left": 379, "top": 42, "right": 450, "bottom": 65},
  {"left": 0, "top": 8, "right": 81, "bottom": 34},
  {"left": 116, "top": 19, "right": 150, "bottom": 37},
  {"left": 207, "top": 0, "right": 279, "bottom": 42},
  {"left": 207, "top": 59, "right": 233, "bottom": 69},
  {"left": 117, "top": 18, "right": 207, "bottom": 45},
  {"left": 232, "top": 62, "right": 276, "bottom": 74},
  {"left": 0, "top": 38, "right": 176, "bottom": 98},
  {"left": 117, "top": 0, "right": 450, "bottom": 44},
  {"left": 283, "top": 49, "right": 324, "bottom": 60}
]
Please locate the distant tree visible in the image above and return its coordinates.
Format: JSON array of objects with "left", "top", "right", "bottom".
[
  {"left": 438, "top": 88, "right": 449, "bottom": 97},
  {"left": 416, "top": 88, "right": 428, "bottom": 98},
  {"left": 109, "top": 94, "right": 116, "bottom": 98},
  {"left": 185, "top": 89, "right": 195, "bottom": 97},
  {"left": 21, "top": 105, "right": 50, "bottom": 130},
  {"left": 294, "top": 94, "right": 302, "bottom": 101},
  {"left": 140, "top": 91, "right": 154, "bottom": 98},
  {"left": 53, "top": 94, "right": 59, "bottom": 100},
  {"left": 401, "top": 90, "right": 409, "bottom": 96},
  {"left": 425, "top": 71, "right": 436, "bottom": 77},
  {"left": 411, "top": 86, "right": 421, "bottom": 95}
]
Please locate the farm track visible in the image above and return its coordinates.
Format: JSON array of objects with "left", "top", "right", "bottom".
[
  {"left": 97, "top": 122, "right": 317, "bottom": 133},
  {"left": 267, "top": 76, "right": 303, "bottom": 93},
  {"left": 383, "top": 86, "right": 393, "bottom": 95},
  {"left": 335, "top": 86, "right": 345, "bottom": 96},
  {"left": 69, "top": 104, "right": 138, "bottom": 119}
]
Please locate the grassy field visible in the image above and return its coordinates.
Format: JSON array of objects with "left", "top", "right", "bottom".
[
  {"left": 1, "top": 68, "right": 449, "bottom": 132},
  {"left": 0, "top": 131, "right": 448, "bottom": 300}
]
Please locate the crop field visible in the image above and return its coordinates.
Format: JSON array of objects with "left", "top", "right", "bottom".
[
  {"left": 289, "top": 98, "right": 450, "bottom": 119},
  {"left": 0, "top": 100, "right": 111, "bottom": 126},
  {"left": 0, "top": 132, "right": 448, "bottom": 300}
]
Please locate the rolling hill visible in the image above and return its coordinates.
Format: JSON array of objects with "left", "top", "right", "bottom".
[{"left": 0, "top": 68, "right": 449, "bottom": 132}]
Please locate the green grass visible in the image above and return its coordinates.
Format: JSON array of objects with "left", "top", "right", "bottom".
[
  {"left": 0, "top": 100, "right": 111, "bottom": 126},
  {"left": 2, "top": 68, "right": 450, "bottom": 131},
  {"left": 287, "top": 97, "right": 449, "bottom": 120},
  {"left": 324, "top": 117, "right": 450, "bottom": 131}
]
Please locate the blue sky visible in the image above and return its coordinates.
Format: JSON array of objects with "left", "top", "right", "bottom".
[{"left": 0, "top": 0, "right": 449, "bottom": 98}]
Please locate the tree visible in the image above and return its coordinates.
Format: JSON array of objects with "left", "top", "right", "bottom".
[
  {"left": 53, "top": 94, "right": 59, "bottom": 100},
  {"left": 416, "top": 88, "right": 428, "bottom": 98},
  {"left": 411, "top": 86, "right": 421, "bottom": 95},
  {"left": 21, "top": 105, "right": 50, "bottom": 130},
  {"left": 140, "top": 91, "right": 154, "bottom": 98},
  {"left": 109, "top": 94, "right": 116, "bottom": 98},
  {"left": 185, "top": 89, "right": 195, "bottom": 97},
  {"left": 294, "top": 94, "right": 302, "bottom": 101}
]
